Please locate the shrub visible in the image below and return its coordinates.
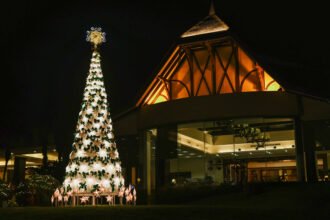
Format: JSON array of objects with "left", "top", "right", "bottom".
[
  {"left": 0, "top": 180, "right": 12, "bottom": 202},
  {"left": 15, "top": 170, "right": 60, "bottom": 206},
  {"left": 15, "top": 182, "right": 32, "bottom": 206},
  {"left": 26, "top": 171, "right": 61, "bottom": 206}
]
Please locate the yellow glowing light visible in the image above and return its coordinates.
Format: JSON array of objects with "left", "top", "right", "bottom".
[
  {"left": 73, "top": 179, "right": 80, "bottom": 187},
  {"left": 113, "top": 177, "right": 120, "bottom": 187},
  {"left": 101, "top": 179, "right": 110, "bottom": 188},
  {"left": 83, "top": 139, "right": 91, "bottom": 146},
  {"left": 104, "top": 141, "right": 110, "bottom": 148},
  {"left": 154, "top": 95, "right": 167, "bottom": 104},
  {"left": 79, "top": 164, "right": 89, "bottom": 173},
  {"left": 93, "top": 162, "right": 102, "bottom": 171},
  {"left": 98, "top": 149, "right": 107, "bottom": 158},
  {"left": 94, "top": 123, "right": 101, "bottom": 129},
  {"left": 107, "top": 132, "right": 113, "bottom": 139},
  {"left": 86, "top": 108, "right": 93, "bottom": 114},
  {"left": 86, "top": 27, "right": 106, "bottom": 48},
  {"left": 115, "top": 163, "right": 121, "bottom": 172},
  {"left": 82, "top": 117, "right": 88, "bottom": 122},
  {"left": 64, "top": 179, "right": 70, "bottom": 187},
  {"left": 21, "top": 153, "right": 58, "bottom": 161},
  {"left": 86, "top": 177, "right": 95, "bottom": 187},
  {"left": 76, "top": 150, "right": 85, "bottom": 158},
  {"left": 106, "top": 164, "right": 115, "bottom": 174},
  {"left": 71, "top": 164, "right": 77, "bottom": 170}
]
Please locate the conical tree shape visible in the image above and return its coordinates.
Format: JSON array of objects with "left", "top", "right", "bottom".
[{"left": 63, "top": 39, "right": 124, "bottom": 194}]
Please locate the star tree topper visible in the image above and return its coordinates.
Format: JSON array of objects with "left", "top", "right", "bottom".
[{"left": 86, "top": 27, "right": 106, "bottom": 49}]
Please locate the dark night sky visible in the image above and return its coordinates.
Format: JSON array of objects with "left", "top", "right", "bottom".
[{"left": 1, "top": 0, "right": 329, "bottom": 148}]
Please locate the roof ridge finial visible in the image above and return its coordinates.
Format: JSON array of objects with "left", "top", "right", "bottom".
[{"left": 209, "top": 0, "right": 216, "bottom": 16}]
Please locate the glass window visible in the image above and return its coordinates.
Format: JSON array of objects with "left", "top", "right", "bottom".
[
  {"left": 144, "top": 117, "right": 297, "bottom": 190},
  {"left": 312, "top": 119, "right": 330, "bottom": 181}
]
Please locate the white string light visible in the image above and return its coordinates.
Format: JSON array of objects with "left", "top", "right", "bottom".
[{"left": 62, "top": 28, "right": 124, "bottom": 197}]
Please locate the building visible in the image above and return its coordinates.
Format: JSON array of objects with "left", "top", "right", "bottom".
[
  {"left": 0, "top": 146, "right": 58, "bottom": 183},
  {"left": 113, "top": 3, "right": 330, "bottom": 198},
  {"left": 1, "top": 3, "right": 329, "bottom": 200}
]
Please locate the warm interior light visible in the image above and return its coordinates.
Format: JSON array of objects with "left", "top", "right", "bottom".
[
  {"left": 142, "top": 43, "right": 282, "bottom": 106},
  {"left": 21, "top": 153, "right": 58, "bottom": 161}
]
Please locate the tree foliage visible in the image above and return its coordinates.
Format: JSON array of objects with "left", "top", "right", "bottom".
[
  {"left": 0, "top": 180, "right": 12, "bottom": 201},
  {"left": 16, "top": 170, "right": 60, "bottom": 206}
]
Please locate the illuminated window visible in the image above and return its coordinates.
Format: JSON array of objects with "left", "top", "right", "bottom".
[{"left": 140, "top": 41, "right": 283, "bottom": 106}]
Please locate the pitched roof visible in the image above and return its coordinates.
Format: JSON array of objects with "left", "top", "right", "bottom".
[
  {"left": 181, "top": 2, "right": 229, "bottom": 38},
  {"left": 135, "top": 2, "right": 329, "bottom": 107}
]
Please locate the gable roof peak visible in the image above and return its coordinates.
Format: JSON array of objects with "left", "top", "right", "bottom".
[
  {"left": 181, "top": 1, "right": 229, "bottom": 38},
  {"left": 209, "top": 0, "right": 216, "bottom": 16}
]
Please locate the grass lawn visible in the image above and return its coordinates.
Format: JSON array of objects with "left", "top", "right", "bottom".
[
  {"left": 0, "top": 205, "right": 329, "bottom": 220},
  {"left": 1, "top": 184, "right": 330, "bottom": 220}
]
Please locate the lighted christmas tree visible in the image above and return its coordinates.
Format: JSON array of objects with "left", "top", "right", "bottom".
[{"left": 63, "top": 27, "right": 124, "bottom": 197}]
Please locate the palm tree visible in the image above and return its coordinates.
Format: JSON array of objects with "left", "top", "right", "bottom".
[
  {"left": 42, "top": 143, "right": 48, "bottom": 169},
  {"left": 3, "top": 146, "right": 11, "bottom": 182}
]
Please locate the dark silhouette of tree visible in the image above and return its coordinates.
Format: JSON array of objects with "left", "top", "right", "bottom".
[
  {"left": 3, "top": 146, "right": 11, "bottom": 182},
  {"left": 42, "top": 141, "right": 48, "bottom": 169}
]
